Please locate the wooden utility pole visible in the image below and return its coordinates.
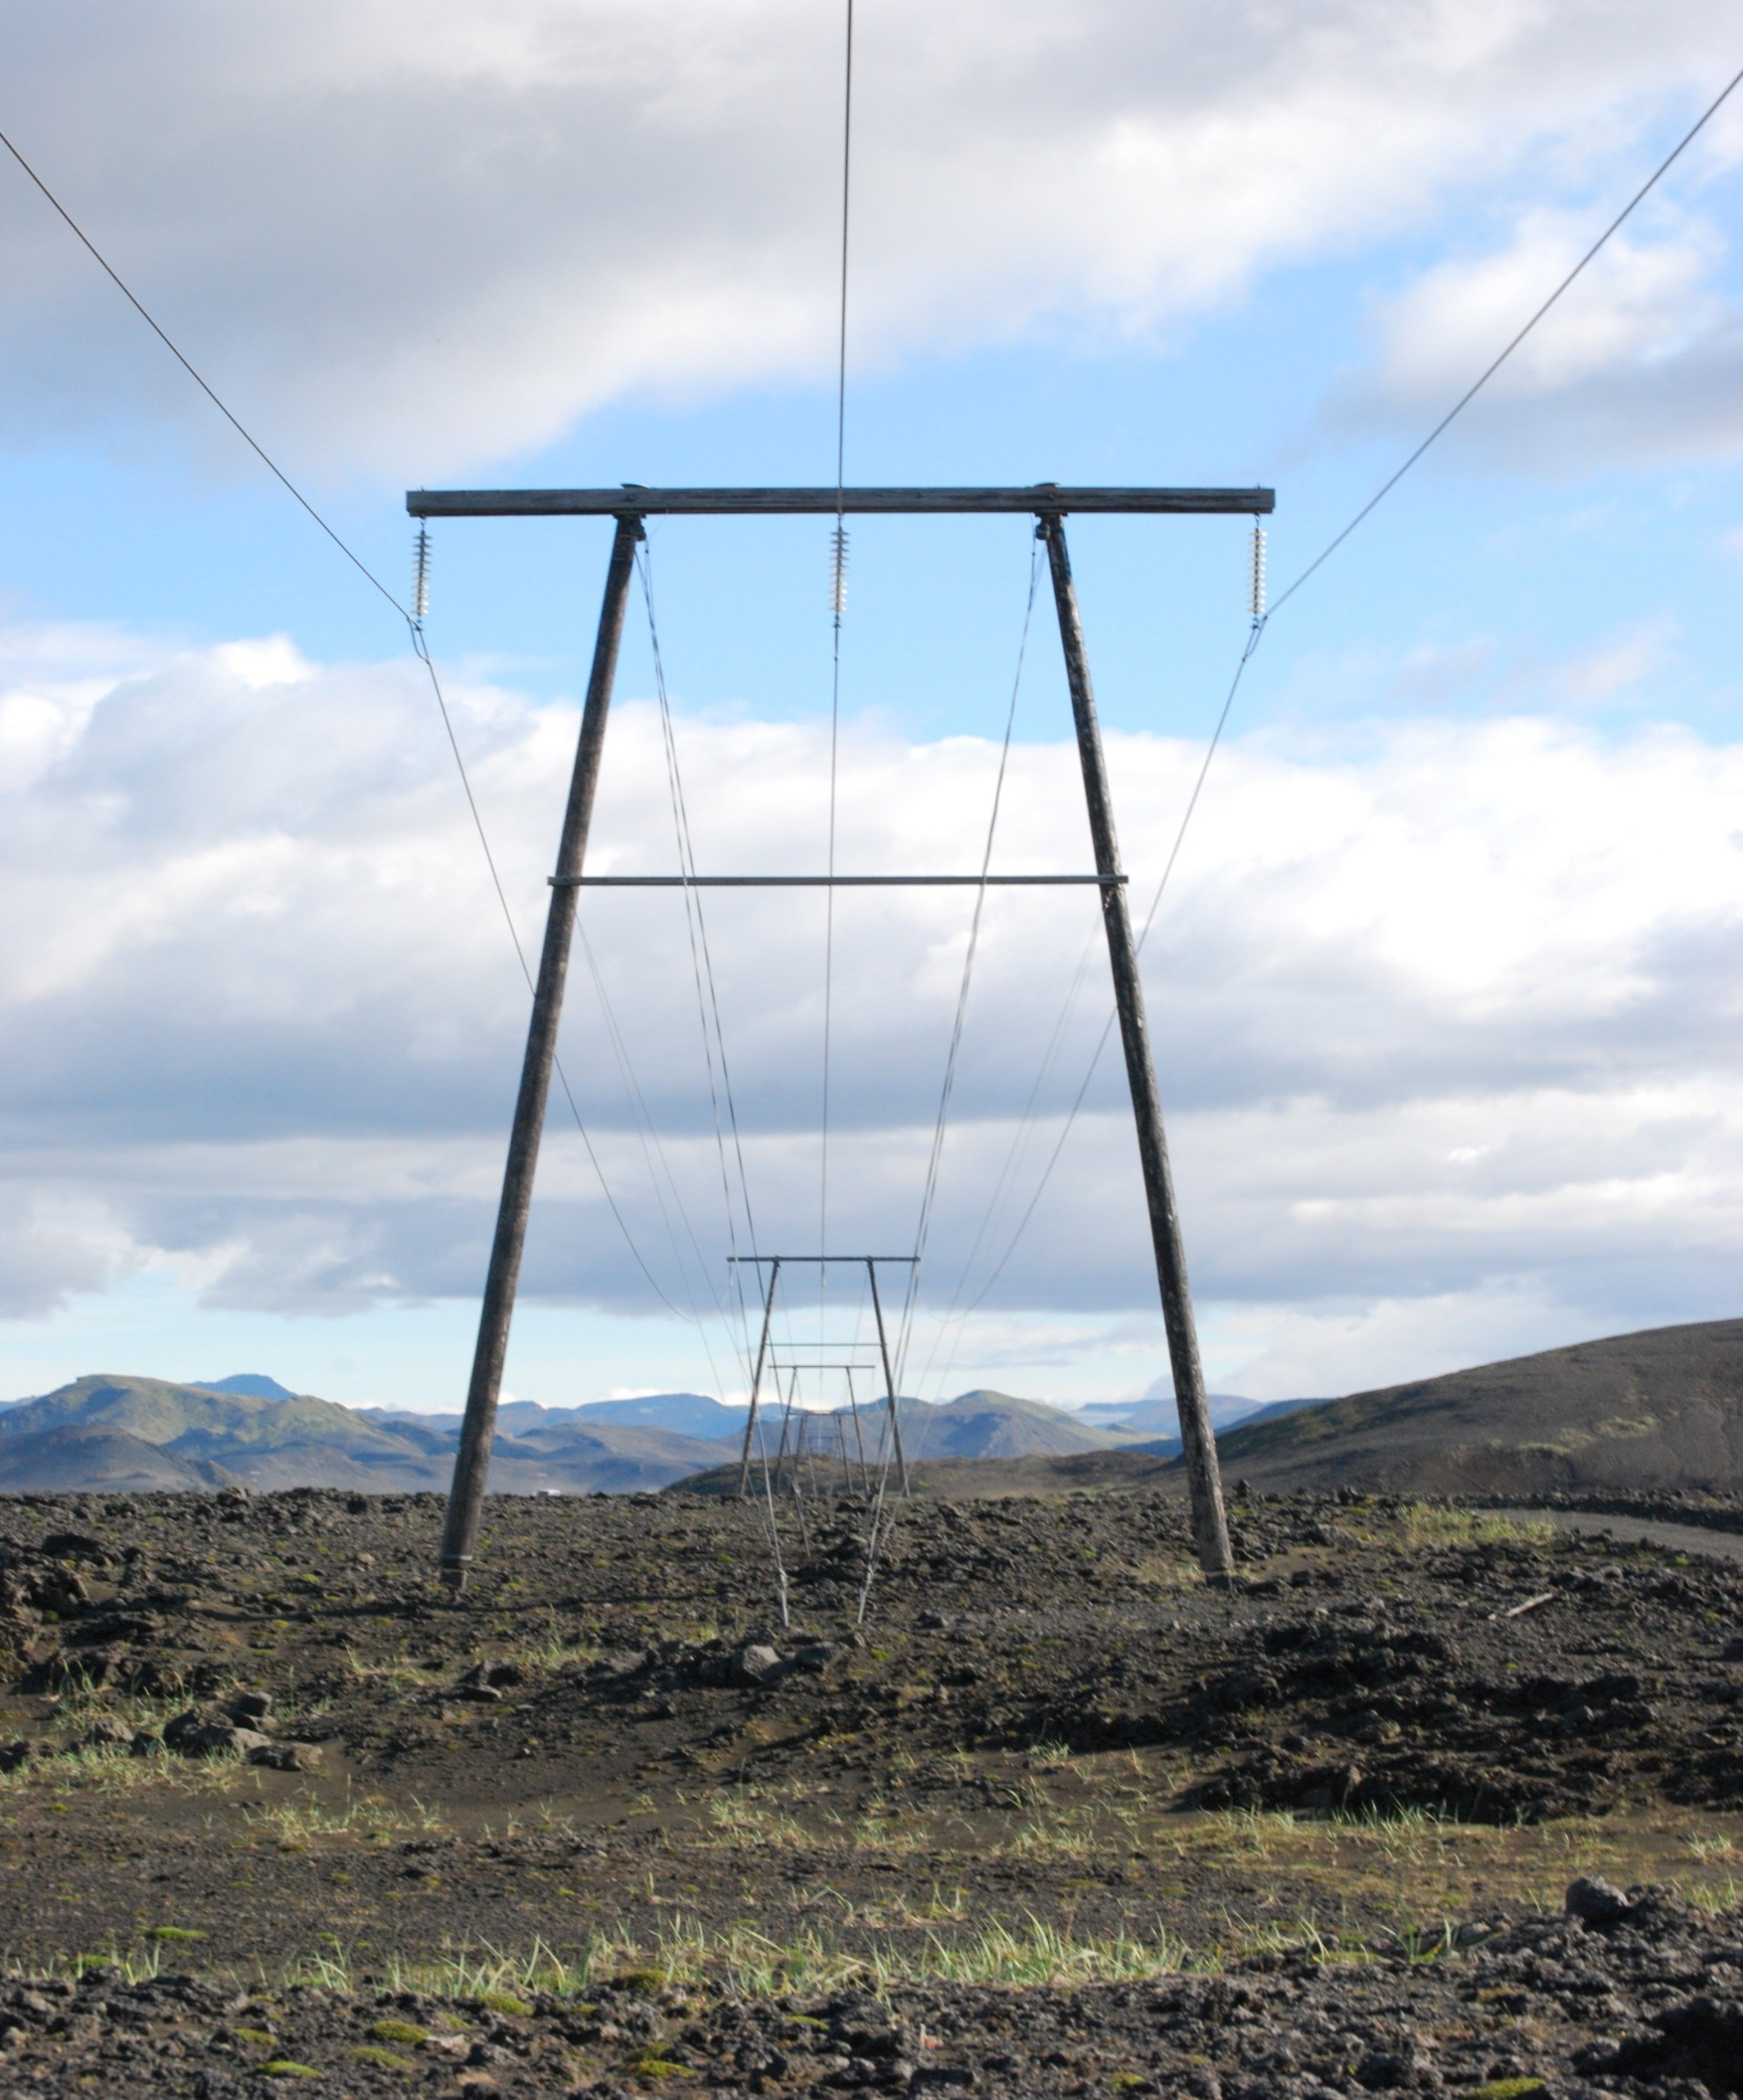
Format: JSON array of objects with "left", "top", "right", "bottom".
[
  {"left": 439, "top": 514, "right": 643, "bottom": 1587},
  {"left": 414, "top": 486, "right": 1267, "bottom": 1585},
  {"left": 1040, "top": 514, "right": 1234, "bottom": 1579}
]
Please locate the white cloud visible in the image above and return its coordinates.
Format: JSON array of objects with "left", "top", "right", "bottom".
[
  {"left": 0, "top": 2, "right": 1733, "bottom": 472},
  {"left": 2, "top": 616, "right": 1742, "bottom": 1404},
  {"left": 1349, "top": 208, "right": 1743, "bottom": 468}
]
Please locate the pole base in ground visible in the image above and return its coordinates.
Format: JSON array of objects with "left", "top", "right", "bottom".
[{"left": 441, "top": 1564, "right": 469, "bottom": 1592}]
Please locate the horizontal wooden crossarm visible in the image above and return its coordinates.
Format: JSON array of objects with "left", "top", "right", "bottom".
[
  {"left": 726, "top": 1254, "right": 919, "bottom": 1265},
  {"left": 406, "top": 483, "right": 1274, "bottom": 517},
  {"left": 550, "top": 873, "right": 1125, "bottom": 888}
]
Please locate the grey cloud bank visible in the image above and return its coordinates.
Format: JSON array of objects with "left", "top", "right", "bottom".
[
  {"left": 0, "top": 621, "right": 1739, "bottom": 1392},
  {"left": 0, "top": 1, "right": 1732, "bottom": 472}
]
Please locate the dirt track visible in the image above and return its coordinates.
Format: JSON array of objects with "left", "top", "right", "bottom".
[{"left": 1481, "top": 1506, "right": 1743, "bottom": 1565}]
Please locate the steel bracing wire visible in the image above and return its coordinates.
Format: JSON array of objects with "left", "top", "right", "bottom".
[
  {"left": 818, "top": 0, "right": 856, "bottom": 1399},
  {"left": 637, "top": 546, "right": 764, "bottom": 1380},
  {"left": 854, "top": 535, "right": 1043, "bottom": 1621},
  {"left": 0, "top": 114, "right": 694, "bottom": 1327},
  {"left": 909, "top": 59, "right": 1743, "bottom": 1364}
]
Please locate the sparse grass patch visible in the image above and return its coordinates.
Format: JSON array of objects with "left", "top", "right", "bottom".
[
  {"left": 0, "top": 1740, "right": 246, "bottom": 1800},
  {"left": 1394, "top": 1506, "right": 1554, "bottom": 1551},
  {"left": 704, "top": 1796, "right": 810, "bottom": 1849},
  {"left": 1009, "top": 1808, "right": 1100, "bottom": 1859},
  {"left": 243, "top": 1788, "right": 446, "bottom": 1850}
]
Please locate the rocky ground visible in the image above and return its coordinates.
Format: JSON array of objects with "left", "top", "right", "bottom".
[{"left": 3, "top": 1485, "right": 1743, "bottom": 2094}]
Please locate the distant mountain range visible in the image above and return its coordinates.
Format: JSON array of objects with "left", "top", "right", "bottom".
[
  {"left": 57, "top": 1332, "right": 1735, "bottom": 1503},
  {"left": 0, "top": 1374, "right": 1247, "bottom": 1495},
  {"left": 0, "top": 1376, "right": 737, "bottom": 1495},
  {"left": 1076, "top": 1393, "right": 1322, "bottom": 1438}
]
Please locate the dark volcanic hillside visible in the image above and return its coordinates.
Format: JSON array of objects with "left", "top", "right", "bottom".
[{"left": 1211, "top": 1315, "right": 1743, "bottom": 1495}]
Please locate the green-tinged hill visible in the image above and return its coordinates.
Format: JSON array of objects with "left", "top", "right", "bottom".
[
  {"left": 1, "top": 1374, "right": 406, "bottom": 1455},
  {"left": 1205, "top": 1316, "right": 1743, "bottom": 1495},
  {"left": 0, "top": 1375, "right": 731, "bottom": 1495},
  {"left": 894, "top": 1391, "right": 1141, "bottom": 1460},
  {"left": 0, "top": 1425, "right": 242, "bottom": 1492},
  {"left": 673, "top": 1390, "right": 1143, "bottom": 1495}
]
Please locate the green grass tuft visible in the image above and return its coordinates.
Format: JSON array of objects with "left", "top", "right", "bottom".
[
  {"left": 475, "top": 1989, "right": 532, "bottom": 2016},
  {"left": 369, "top": 2018, "right": 428, "bottom": 2045}
]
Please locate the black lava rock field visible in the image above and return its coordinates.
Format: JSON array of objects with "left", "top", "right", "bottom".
[{"left": 3, "top": 1484, "right": 1743, "bottom": 2094}]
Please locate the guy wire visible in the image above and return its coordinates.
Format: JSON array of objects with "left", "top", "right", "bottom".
[
  {"left": 638, "top": 544, "right": 763, "bottom": 1375},
  {"left": 0, "top": 114, "right": 688, "bottom": 1323},
  {"left": 819, "top": 0, "right": 856, "bottom": 1372},
  {"left": 859, "top": 535, "right": 1041, "bottom": 1625},
  {"left": 921, "top": 56, "right": 1743, "bottom": 1338}
]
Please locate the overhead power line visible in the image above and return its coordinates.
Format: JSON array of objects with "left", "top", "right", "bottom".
[
  {"left": 0, "top": 116, "right": 680, "bottom": 1312},
  {"left": 935, "top": 55, "right": 1743, "bottom": 1331},
  {"left": 0, "top": 124, "right": 406, "bottom": 622},
  {"left": 1272, "top": 54, "right": 1743, "bottom": 617}
]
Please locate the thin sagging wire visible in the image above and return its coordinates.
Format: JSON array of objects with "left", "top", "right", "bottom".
[
  {"left": 638, "top": 546, "right": 763, "bottom": 1376},
  {"left": 891, "top": 536, "right": 1043, "bottom": 1392},
  {"left": 918, "top": 64, "right": 1743, "bottom": 1348},
  {"left": 856, "top": 535, "right": 1043, "bottom": 1623},
  {"left": 410, "top": 622, "right": 690, "bottom": 1323},
  {"left": 820, "top": 0, "right": 856, "bottom": 1376},
  {"left": 0, "top": 116, "right": 687, "bottom": 1327}
]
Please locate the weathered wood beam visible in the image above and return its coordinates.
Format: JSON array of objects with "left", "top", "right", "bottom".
[{"left": 406, "top": 484, "right": 1274, "bottom": 518}]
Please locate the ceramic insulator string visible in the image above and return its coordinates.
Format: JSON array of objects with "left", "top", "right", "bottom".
[
  {"left": 413, "top": 524, "right": 433, "bottom": 624},
  {"left": 1249, "top": 521, "right": 1266, "bottom": 625},
  {"left": 830, "top": 525, "right": 849, "bottom": 619}
]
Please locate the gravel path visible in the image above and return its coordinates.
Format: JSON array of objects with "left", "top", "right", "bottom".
[{"left": 1480, "top": 1506, "right": 1743, "bottom": 1564}]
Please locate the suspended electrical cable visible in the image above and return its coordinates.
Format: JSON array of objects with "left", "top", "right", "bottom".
[
  {"left": 854, "top": 536, "right": 1043, "bottom": 1623},
  {"left": 818, "top": 0, "right": 856, "bottom": 1373},
  {"left": 569, "top": 912, "right": 740, "bottom": 1398},
  {"left": 1267, "top": 57, "right": 1743, "bottom": 622},
  {"left": 924, "top": 58, "right": 1743, "bottom": 1338},
  {"left": 948, "top": 623, "right": 1264, "bottom": 1327},
  {"left": 637, "top": 545, "right": 769, "bottom": 1385},
  {"left": 0, "top": 123, "right": 406, "bottom": 623},
  {"left": 414, "top": 594, "right": 700, "bottom": 1323},
  {"left": 892, "top": 536, "right": 1042, "bottom": 1384},
  {"left": 0, "top": 116, "right": 688, "bottom": 1323}
]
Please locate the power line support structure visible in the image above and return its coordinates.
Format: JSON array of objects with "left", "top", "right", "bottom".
[
  {"left": 730, "top": 1254, "right": 912, "bottom": 1499},
  {"left": 414, "top": 484, "right": 1269, "bottom": 1586},
  {"left": 1040, "top": 514, "right": 1231, "bottom": 1576},
  {"left": 438, "top": 514, "right": 642, "bottom": 1587}
]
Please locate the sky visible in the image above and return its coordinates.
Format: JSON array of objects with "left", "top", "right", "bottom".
[{"left": 3, "top": 0, "right": 1743, "bottom": 1416}]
